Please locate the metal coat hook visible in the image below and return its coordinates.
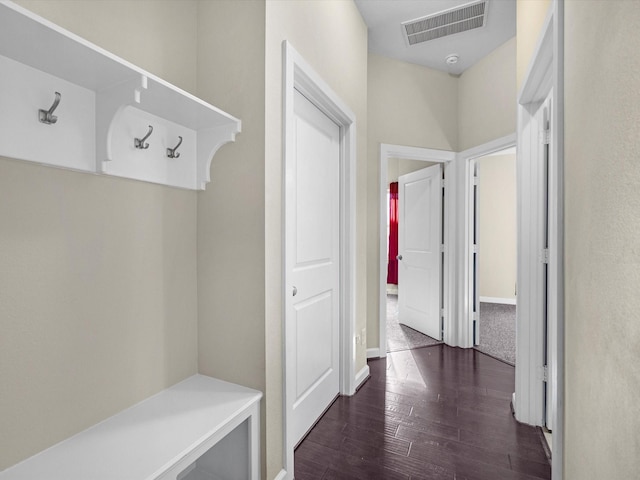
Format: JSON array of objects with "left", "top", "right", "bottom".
[
  {"left": 166, "top": 136, "right": 183, "bottom": 159},
  {"left": 39, "top": 92, "right": 61, "bottom": 125},
  {"left": 134, "top": 125, "right": 153, "bottom": 149}
]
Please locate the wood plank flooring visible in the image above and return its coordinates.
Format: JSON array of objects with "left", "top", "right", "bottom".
[{"left": 294, "top": 345, "right": 551, "bottom": 480}]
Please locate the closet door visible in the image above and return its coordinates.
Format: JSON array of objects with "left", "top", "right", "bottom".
[{"left": 285, "top": 89, "right": 340, "bottom": 445}]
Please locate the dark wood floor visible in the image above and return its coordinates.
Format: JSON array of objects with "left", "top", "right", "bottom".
[{"left": 294, "top": 345, "right": 551, "bottom": 480}]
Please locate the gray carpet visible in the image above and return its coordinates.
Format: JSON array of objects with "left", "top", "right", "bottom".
[
  {"left": 476, "top": 302, "right": 516, "bottom": 365},
  {"left": 386, "top": 294, "right": 441, "bottom": 352}
]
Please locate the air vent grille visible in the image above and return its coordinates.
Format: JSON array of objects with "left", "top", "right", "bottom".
[{"left": 403, "top": 1, "right": 488, "bottom": 45}]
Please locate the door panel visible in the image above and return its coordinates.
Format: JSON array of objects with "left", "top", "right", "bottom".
[
  {"left": 287, "top": 89, "right": 340, "bottom": 445},
  {"left": 398, "top": 164, "right": 442, "bottom": 340},
  {"left": 294, "top": 292, "right": 334, "bottom": 400}
]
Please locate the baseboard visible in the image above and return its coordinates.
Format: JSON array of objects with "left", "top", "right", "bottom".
[
  {"left": 272, "top": 468, "right": 288, "bottom": 480},
  {"left": 480, "top": 296, "right": 516, "bottom": 305},
  {"left": 366, "top": 347, "right": 380, "bottom": 359},
  {"left": 355, "top": 364, "right": 370, "bottom": 390}
]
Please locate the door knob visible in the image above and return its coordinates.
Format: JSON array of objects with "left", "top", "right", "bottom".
[
  {"left": 397, "top": 255, "right": 403, "bottom": 261},
  {"left": 292, "top": 286, "right": 298, "bottom": 297}
]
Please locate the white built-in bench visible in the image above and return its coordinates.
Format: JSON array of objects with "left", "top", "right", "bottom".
[{"left": 0, "top": 375, "right": 262, "bottom": 480}]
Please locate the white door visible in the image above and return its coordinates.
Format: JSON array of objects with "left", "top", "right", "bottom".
[
  {"left": 397, "top": 164, "right": 442, "bottom": 340},
  {"left": 285, "top": 89, "right": 340, "bottom": 446}
]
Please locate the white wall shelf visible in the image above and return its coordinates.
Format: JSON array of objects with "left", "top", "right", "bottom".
[
  {"left": 0, "top": 0, "right": 240, "bottom": 190},
  {"left": 0, "top": 375, "right": 262, "bottom": 480}
]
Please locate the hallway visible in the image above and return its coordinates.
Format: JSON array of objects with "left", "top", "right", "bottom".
[{"left": 295, "top": 345, "right": 550, "bottom": 479}]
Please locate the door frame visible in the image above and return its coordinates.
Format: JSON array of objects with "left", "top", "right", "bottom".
[
  {"left": 282, "top": 41, "right": 357, "bottom": 480},
  {"left": 516, "top": 2, "right": 564, "bottom": 479},
  {"left": 377, "top": 144, "right": 455, "bottom": 358},
  {"left": 458, "top": 134, "right": 517, "bottom": 349}
]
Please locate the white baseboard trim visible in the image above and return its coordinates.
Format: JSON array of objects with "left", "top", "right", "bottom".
[
  {"left": 273, "top": 468, "right": 288, "bottom": 480},
  {"left": 355, "top": 365, "right": 370, "bottom": 390},
  {"left": 366, "top": 347, "right": 380, "bottom": 359},
  {"left": 480, "top": 296, "right": 516, "bottom": 305}
]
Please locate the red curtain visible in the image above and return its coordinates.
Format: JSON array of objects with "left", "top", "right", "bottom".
[{"left": 387, "top": 182, "right": 399, "bottom": 285}]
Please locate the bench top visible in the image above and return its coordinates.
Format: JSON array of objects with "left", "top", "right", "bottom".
[{"left": 0, "top": 375, "right": 262, "bottom": 480}]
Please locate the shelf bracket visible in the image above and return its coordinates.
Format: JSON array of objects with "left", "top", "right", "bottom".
[{"left": 197, "top": 122, "right": 241, "bottom": 190}]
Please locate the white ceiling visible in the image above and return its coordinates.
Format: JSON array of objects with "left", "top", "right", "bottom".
[{"left": 354, "top": 0, "right": 516, "bottom": 75}]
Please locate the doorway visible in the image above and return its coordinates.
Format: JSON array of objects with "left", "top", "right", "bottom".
[
  {"left": 282, "top": 41, "right": 357, "bottom": 478},
  {"left": 469, "top": 147, "right": 517, "bottom": 365},
  {"left": 386, "top": 161, "right": 443, "bottom": 352},
  {"left": 378, "top": 144, "right": 455, "bottom": 358}
]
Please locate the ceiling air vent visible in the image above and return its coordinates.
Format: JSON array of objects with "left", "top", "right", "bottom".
[{"left": 402, "top": 0, "right": 488, "bottom": 46}]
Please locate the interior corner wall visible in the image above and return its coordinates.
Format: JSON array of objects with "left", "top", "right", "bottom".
[
  {"left": 367, "top": 53, "right": 458, "bottom": 350},
  {"left": 478, "top": 154, "right": 517, "bottom": 300},
  {"left": 564, "top": 2, "right": 640, "bottom": 478},
  {"left": 265, "top": 1, "right": 368, "bottom": 477},
  {"left": 195, "top": 0, "right": 267, "bottom": 476},
  {"left": 0, "top": 1, "right": 199, "bottom": 470},
  {"left": 516, "top": 0, "right": 552, "bottom": 91},
  {"left": 458, "top": 37, "right": 517, "bottom": 151}
]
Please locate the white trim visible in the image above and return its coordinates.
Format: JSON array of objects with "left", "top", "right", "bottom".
[
  {"left": 282, "top": 41, "right": 357, "bottom": 479},
  {"left": 382, "top": 143, "right": 455, "bottom": 163},
  {"left": 272, "top": 469, "right": 288, "bottom": 480},
  {"left": 516, "top": 2, "right": 564, "bottom": 478},
  {"left": 457, "top": 134, "right": 517, "bottom": 349},
  {"left": 355, "top": 365, "right": 370, "bottom": 390},
  {"left": 518, "top": 7, "right": 554, "bottom": 105},
  {"left": 457, "top": 134, "right": 518, "bottom": 161},
  {"left": 366, "top": 347, "right": 381, "bottom": 359},
  {"left": 515, "top": 94, "right": 546, "bottom": 426},
  {"left": 379, "top": 144, "right": 455, "bottom": 356},
  {"left": 479, "top": 296, "right": 517, "bottom": 305}
]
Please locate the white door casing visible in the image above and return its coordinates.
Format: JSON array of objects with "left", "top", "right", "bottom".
[
  {"left": 541, "top": 91, "right": 554, "bottom": 431},
  {"left": 376, "top": 145, "right": 455, "bottom": 359},
  {"left": 397, "top": 164, "right": 443, "bottom": 340},
  {"left": 283, "top": 41, "right": 358, "bottom": 480},
  {"left": 515, "top": 2, "right": 564, "bottom": 477},
  {"left": 286, "top": 89, "right": 340, "bottom": 446},
  {"left": 471, "top": 160, "right": 480, "bottom": 345},
  {"left": 458, "top": 135, "right": 517, "bottom": 351}
]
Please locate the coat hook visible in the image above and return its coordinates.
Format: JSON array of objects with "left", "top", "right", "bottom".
[
  {"left": 134, "top": 125, "right": 153, "bottom": 149},
  {"left": 39, "top": 91, "right": 61, "bottom": 125},
  {"left": 166, "top": 136, "right": 183, "bottom": 159}
]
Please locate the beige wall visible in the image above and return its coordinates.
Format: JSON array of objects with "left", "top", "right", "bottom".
[
  {"left": 387, "top": 158, "right": 437, "bottom": 183},
  {"left": 3, "top": 1, "right": 367, "bottom": 476},
  {"left": 1, "top": 0, "right": 199, "bottom": 470},
  {"left": 478, "top": 154, "right": 516, "bottom": 300},
  {"left": 195, "top": 0, "right": 267, "bottom": 476},
  {"left": 564, "top": 1, "right": 640, "bottom": 477},
  {"left": 264, "top": 2, "right": 368, "bottom": 476},
  {"left": 458, "top": 37, "right": 517, "bottom": 151},
  {"left": 517, "top": 0, "right": 552, "bottom": 91},
  {"left": 15, "top": 0, "right": 198, "bottom": 94},
  {"left": 367, "top": 53, "right": 458, "bottom": 348}
]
